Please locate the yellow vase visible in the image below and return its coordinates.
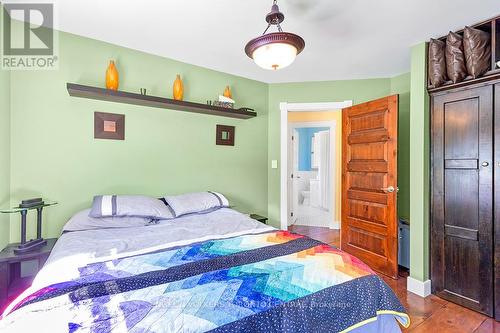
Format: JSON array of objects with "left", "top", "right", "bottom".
[
  {"left": 173, "top": 75, "right": 184, "bottom": 101},
  {"left": 223, "top": 86, "right": 232, "bottom": 99},
  {"left": 105, "top": 60, "right": 119, "bottom": 91}
]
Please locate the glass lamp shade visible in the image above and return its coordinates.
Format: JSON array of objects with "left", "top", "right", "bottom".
[
  {"left": 252, "top": 42, "right": 298, "bottom": 70},
  {"left": 245, "top": 32, "right": 305, "bottom": 71}
]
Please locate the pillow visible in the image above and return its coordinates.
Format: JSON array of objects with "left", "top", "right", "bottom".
[
  {"left": 163, "top": 191, "right": 229, "bottom": 217},
  {"left": 89, "top": 195, "right": 174, "bottom": 219},
  {"left": 428, "top": 38, "right": 448, "bottom": 87},
  {"left": 446, "top": 31, "right": 467, "bottom": 83},
  {"left": 463, "top": 26, "right": 491, "bottom": 78},
  {"left": 63, "top": 209, "right": 155, "bottom": 232}
]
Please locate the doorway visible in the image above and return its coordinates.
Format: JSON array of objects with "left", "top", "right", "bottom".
[
  {"left": 279, "top": 100, "right": 353, "bottom": 232},
  {"left": 288, "top": 123, "right": 335, "bottom": 229}
]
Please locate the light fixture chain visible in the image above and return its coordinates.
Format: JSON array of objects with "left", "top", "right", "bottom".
[{"left": 262, "top": 23, "right": 272, "bottom": 35}]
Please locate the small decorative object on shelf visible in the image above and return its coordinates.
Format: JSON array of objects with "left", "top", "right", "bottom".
[
  {"left": 140, "top": 88, "right": 147, "bottom": 95},
  {"left": 213, "top": 101, "right": 234, "bottom": 109},
  {"left": 238, "top": 107, "right": 255, "bottom": 113},
  {"left": 0, "top": 199, "right": 58, "bottom": 254},
  {"left": 105, "top": 60, "right": 119, "bottom": 91},
  {"left": 214, "top": 95, "right": 235, "bottom": 109},
  {"left": 173, "top": 74, "right": 184, "bottom": 101},
  {"left": 223, "top": 86, "right": 232, "bottom": 99}
]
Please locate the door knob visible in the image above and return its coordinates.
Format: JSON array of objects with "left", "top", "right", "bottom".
[
  {"left": 381, "top": 186, "right": 395, "bottom": 193},
  {"left": 481, "top": 161, "right": 489, "bottom": 167}
]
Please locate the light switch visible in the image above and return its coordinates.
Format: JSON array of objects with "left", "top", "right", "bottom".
[{"left": 271, "top": 160, "right": 278, "bottom": 169}]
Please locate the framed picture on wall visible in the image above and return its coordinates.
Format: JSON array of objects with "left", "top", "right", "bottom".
[
  {"left": 94, "top": 112, "right": 125, "bottom": 140},
  {"left": 216, "top": 125, "right": 235, "bottom": 146}
]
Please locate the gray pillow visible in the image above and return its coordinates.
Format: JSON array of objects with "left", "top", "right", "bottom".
[
  {"left": 63, "top": 208, "right": 155, "bottom": 232},
  {"left": 163, "top": 191, "right": 229, "bottom": 217},
  {"left": 89, "top": 195, "right": 174, "bottom": 219}
]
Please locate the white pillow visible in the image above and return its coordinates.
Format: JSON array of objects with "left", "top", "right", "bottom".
[
  {"left": 163, "top": 191, "right": 229, "bottom": 217},
  {"left": 89, "top": 195, "right": 174, "bottom": 220},
  {"left": 63, "top": 209, "right": 155, "bottom": 232}
]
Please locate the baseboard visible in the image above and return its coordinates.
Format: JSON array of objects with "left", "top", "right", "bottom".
[
  {"left": 329, "top": 221, "right": 340, "bottom": 229},
  {"left": 407, "top": 276, "right": 432, "bottom": 297}
]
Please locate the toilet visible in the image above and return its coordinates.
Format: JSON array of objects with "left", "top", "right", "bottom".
[{"left": 301, "top": 191, "right": 311, "bottom": 205}]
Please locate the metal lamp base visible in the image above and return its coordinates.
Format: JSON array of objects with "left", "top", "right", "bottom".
[{"left": 14, "top": 238, "right": 47, "bottom": 254}]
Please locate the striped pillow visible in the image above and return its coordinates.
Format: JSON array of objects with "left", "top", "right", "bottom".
[
  {"left": 163, "top": 191, "right": 229, "bottom": 217},
  {"left": 89, "top": 195, "right": 174, "bottom": 220}
]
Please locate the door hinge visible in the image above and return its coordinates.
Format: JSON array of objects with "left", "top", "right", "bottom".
[
  {"left": 291, "top": 173, "right": 293, "bottom": 179},
  {"left": 292, "top": 136, "right": 294, "bottom": 140}
]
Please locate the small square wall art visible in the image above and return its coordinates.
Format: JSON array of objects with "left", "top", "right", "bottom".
[
  {"left": 94, "top": 112, "right": 125, "bottom": 140},
  {"left": 216, "top": 125, "right": 235, "bottom": 146}
]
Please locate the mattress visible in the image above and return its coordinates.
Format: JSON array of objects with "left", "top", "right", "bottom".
[{"left": 0, "top": 208, "right": 409, "bottom": 333}]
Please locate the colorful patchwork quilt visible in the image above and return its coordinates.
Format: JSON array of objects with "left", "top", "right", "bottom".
[{"left": 0, "top": 231, "right": 409, "bottom": 333}]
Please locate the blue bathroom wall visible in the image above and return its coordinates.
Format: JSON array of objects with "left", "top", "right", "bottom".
[{"left": 296, "top": 127, "right": 329, "bottom": 171}]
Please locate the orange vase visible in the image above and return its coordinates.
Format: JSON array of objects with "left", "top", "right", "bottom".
[
  {"left": 105, "top": 60, "right": 119, "bottom": 90},
  {"left": 173, "top": 74, "right": 184, "bottom": 101},
  {"left": 223, "top": 86, "right": 232, "bottom": 99}
]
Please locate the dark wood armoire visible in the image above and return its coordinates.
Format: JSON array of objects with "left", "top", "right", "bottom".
[{"left": 430, "top": 16, "right": 500, "bottom": 320}]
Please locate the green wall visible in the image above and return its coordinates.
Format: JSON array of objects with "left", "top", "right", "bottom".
[
  {"left": 0, "top": 6, "right": 10, "bottom": 248},
  {"left": 391, "top": 73, "right": 411, "bottom": 220},
  {"left": 409, "top": 43, "right": 430, "bottom": 282},
  {"left": 2, "top": 19, "right": 419, "bottom": 274},
  {"left": 267, "top": 78, "right": 405, "bottom": 227},
  {"left": 8, "top": 29, "right": 269, "bottom": 242},
  {"left": 0, "top": 56, "right": 10, "bottom": 249}
]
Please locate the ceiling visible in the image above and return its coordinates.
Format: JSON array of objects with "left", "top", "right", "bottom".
[{"left": 10, "top": 0, "right": 500, "bottom": 83}]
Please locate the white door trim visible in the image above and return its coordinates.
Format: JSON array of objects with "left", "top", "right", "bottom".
[{"left": 279, "top": 101, "right": 353, "bottom": 231}]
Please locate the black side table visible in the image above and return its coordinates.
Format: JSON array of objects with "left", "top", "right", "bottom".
[
  {"left": 0, "top": 238, "right": 57, "bottom": 312},
  {"left": 250, "top": 214, "right": 268, "bottom": 224}
]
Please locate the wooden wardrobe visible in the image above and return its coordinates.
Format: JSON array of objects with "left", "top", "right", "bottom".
[
  {"left": 430, "top": 15, "right": 500, "bottom": 320},
  {"left": 430, "top": 81, "right": 500, "bottom": 319}
]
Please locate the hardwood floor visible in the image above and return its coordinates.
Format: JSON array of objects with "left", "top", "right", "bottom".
[{"left": 288, "top": 225, "right": 500, "bottom": 333}]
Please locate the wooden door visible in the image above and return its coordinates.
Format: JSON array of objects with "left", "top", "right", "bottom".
[
  {"left": 431, "top": 85, "right": 493, "bottom": 316},
  {"left": 341, "top": 95, "right": 399, "bottom": 278}
]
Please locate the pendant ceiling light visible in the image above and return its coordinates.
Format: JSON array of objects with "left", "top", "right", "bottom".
[{"left": 245, "top": 0, "right": 305, "bottom": 71}]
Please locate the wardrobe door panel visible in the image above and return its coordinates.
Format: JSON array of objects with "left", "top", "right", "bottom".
[
  {"left": 431, "top": 85, "right": 494, "bottom": 316},
  {"left": 495, "top": 84, "right": 500, "bottom": 321}
]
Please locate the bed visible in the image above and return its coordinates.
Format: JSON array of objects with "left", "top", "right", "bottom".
[{"left": 0, "top": 206, "right": 409, "bottom": 333}]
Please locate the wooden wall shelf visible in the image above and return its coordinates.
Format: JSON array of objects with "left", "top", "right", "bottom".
[
  {"left": 428, "top": 69, "right": 500, "bottom": 93},
  {"left": 66, "top": 83, "right": 257, "bottom": 119}
]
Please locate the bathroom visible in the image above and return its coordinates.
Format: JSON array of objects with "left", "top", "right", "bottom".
[{"left": 290, "top": 126, "right": 334, "bottom": 228}]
